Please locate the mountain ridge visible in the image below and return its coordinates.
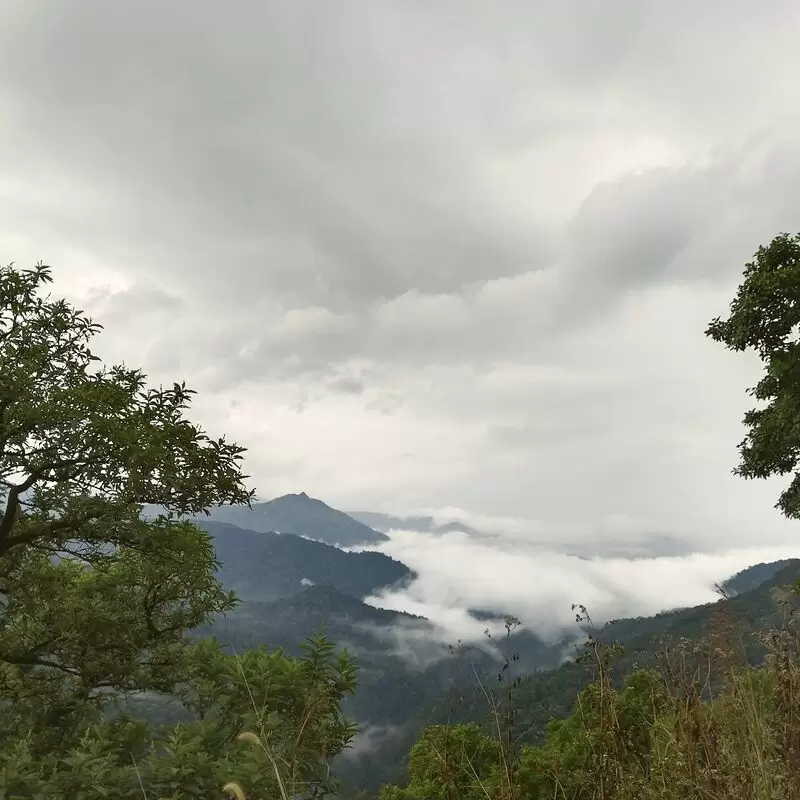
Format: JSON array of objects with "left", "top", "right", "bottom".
[
  {"left": 143, "top": 492, "right": 388, "bottom": 548},
  {"left": 196, "top": 519, "right": 412, "bottom": 603},
  {"left": 207, "top": 493, "right": 389, "bottom": 547}
]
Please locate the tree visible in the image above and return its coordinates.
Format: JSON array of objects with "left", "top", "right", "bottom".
[
  {"left": 0, "top": 263, "right": 358, "bottom": 797},
  {"left": 1, "top": 635, "right": 358, "bottom": 799},
  {"left": 706, "top": 232, "right": 800, "bottom": 518},
  {"left": 0, "top": 262, "right": 251, "bottom": 740},
  {"left": 379, "top": 724, "right": 501, "bottom": 800}
]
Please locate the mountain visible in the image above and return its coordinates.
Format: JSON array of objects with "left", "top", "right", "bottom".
[
  {"left": 344, "top": 558, "right": 800, "bottom": 791},
  {"left": 204, "top": 583, "right": 428, "bottom": 657},
  {"left": 723, "top": 558, "right": 797, "bottom": 596},
  {"left": 185, "top": 518, "right": 572, "bottom": 791},
  {"left": 202, "top": 582, "right": 570, "bottom": 782},
  {"left": 347, "top": 510, "right": 484, "bottom": 537},
  {"left": 477, "top": 559, "right": 800, "bottom": 720},
  {"left": 204, "top": 585, "right": 471, "bottom": 729},
  {"left": 144, "top": 498, "right": 800, "bottom": 792},
  {"left": 196, "top": 520, "right": 412, "bottom": 602},
  {"left": 206, "top": 493, "right": 388, "bottom": 547}
]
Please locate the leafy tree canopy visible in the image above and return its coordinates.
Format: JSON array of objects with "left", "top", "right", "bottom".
[
  {"left": 707, "top": 232, "right": 800, "bottom": 518},
  {"left": 0, "top": 263, "right": 358, "bottom": 798}
]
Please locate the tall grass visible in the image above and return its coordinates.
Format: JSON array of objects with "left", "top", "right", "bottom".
[{"left": 384, "top": 583, "right": 800, "bottom": 800}]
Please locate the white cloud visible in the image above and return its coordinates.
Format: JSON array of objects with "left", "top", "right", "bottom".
[{"left": 357, "top": 529, "right": 800, "bottom": 646}]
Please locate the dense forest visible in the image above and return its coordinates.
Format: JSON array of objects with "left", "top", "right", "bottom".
[{"left": 2, "top": 232, "right": 800, "bottom": 798}]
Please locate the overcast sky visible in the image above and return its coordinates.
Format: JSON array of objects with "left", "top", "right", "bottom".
[{"left": 3, "top": 1, "right": 800, "bottom": 557}]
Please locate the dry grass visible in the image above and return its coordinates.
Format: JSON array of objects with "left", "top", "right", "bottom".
[{"left": 414, "top": 588, "right": 800, "bottom": 800}]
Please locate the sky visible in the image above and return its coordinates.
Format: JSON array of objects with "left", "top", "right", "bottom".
[{"left": 3, "top": 1, "right": 800, "bottom": 567}]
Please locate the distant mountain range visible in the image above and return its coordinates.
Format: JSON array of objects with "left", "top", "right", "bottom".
[
  {"left": 193, "top": 516, "right": 569, "bottom": 736},
  {"left": 144, "top": 491, "right": 388, "bottom": 547},
  {"left": 139, "top": 492, "right": 800, "bottom": 793},
  {"left": 348, "top": 510, "right": 695, "bottom": 559},
  {"left": 346, "top": 510, "right": 484, "bottom": 537},
  {"left": 198, "top": 519, "right": 410, "bottom": 602},
  {"left": 203, "top": 492, "right": 389, "bottom": 547},
  {"left": 147, "top": 492, "right": 693, "bottom": 558}
]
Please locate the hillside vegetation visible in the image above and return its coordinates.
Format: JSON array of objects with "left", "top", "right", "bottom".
[
  {"left": 198, "top": 518, "right": 411, "bottom": 601},
  {"left": 346, "top": 560, "right": 800, "bottom": 793}
]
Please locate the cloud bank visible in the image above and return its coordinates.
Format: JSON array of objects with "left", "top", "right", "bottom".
[{"left": 357, "top": 529, "right": 800, "bottom": 645}]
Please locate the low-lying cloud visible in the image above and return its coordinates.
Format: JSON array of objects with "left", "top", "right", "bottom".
[
  {"left": 354, "top": 528, "right": 800, "bottom": 646},
  {"left": 354, "top": 617, "right": 490, "bottom": 671}
]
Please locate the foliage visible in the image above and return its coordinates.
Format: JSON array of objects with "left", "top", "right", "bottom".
[
  {"left": 0, "top": 635, "right": 358, "bottom": 799},
  {"left": 378, "top": 724, "right": 501, "bottom": 800},
  {"left": 706, "top": 231, "right": 800, "bottom": 518},
  {"left": 0, "top": 263, "right": 357, "bottom": 797},
  {"left": 382, "top": 621, "right": 800, "bottom": 800}
]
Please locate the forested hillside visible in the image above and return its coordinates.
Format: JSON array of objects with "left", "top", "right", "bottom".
[
  {"left": 198, "top": 519, "right": 412, "bottom": 601},
  {"left": 192, "top": 523, "right": 573, "bottom": 789},
  {"left": 343, "top": 559, "right": 800, "bottom": 792}
]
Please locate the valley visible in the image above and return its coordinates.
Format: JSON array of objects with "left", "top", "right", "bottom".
[{"left": 161, "top": 494, "right": 800, "bottom": 794}]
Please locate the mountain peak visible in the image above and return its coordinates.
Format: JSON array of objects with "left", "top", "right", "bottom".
[{"left": 204, "top": 493, "right": 388, "bottom": 547}]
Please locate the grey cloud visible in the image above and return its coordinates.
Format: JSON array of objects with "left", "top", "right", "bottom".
[
  {"left": 563, "top": 166, "right": 717, "bottom": 289},
  {"left": 562, "top": 138, "right": 800, "bottom": 294},
  {"left": 2, "top": 1, "right": 800, "bottom": 555},
  {"left": 84, "top": 284, "right": 183, "bottom": 318},
  {"left": 364, "top": 394, "right": 405, "bottom": 416},
  {"left": 338, "top": 724, "right": 404, "bottom": 761},
  {"left": 195, "top": 138, "right": 800, "bottom": 388},
  {"left": 327, "top": 375, "right": 365, "bottom": 395},
  {"left": 0, "top": 0, "right": 553, "bottom": 312},
  {"left": 354, "top": 618, "right": 461, "bottom": 671},
  {"left": 488, "top": 415, "right": 605, "bottom": 450},
  {"left": 5, "top": 0, "right": 796, "bottom": 337}
]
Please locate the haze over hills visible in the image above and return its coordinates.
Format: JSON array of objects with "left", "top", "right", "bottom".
[
  {"left": 140, "top": 493, "right": 800, "bottom": 792},
  {"left": 349, "top": 509, "right": 695, "bottom": 560},
  {"left": 169, "top": 506, "right": 576, "bottom": 777},
  {"left": 198, "top": 519, "right": 412, "bottom": 602},
  {"left": 144, "top": 492, "right": 388, "bottom": 547},
  {"left": 346, "top": 557, "right": 800, "bottom": 790},
  {"left": 348, "top": 510, "right": 484, "bottom": 537},
  {"left": 191, "top": 516, "right": 572, "bottom": 736}
]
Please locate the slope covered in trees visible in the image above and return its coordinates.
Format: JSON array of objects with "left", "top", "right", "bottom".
[
  {"left": 342, "top": 558, "right": 800, "bottom": 792},
  {"left": 198, "top": 519, "right": 413, "bottom": 602}
]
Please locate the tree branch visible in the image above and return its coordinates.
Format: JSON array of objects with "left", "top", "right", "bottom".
[
  {"left": 0, "top": 470, "right": 41, "bottom": 553},
  {"left": 0, "top": 651, "right": 80, "bottom": 678}
]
